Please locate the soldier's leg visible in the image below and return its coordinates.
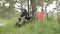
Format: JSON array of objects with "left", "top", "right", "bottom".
[
  {"left": 16, "top": 18, "right": 21, "bottom": 26},
  {"left": 19, "top": 16, "right": 25, "bottom": 25},
  {"left": 16, "top": 16, "right": 25, "bottom": 27},
  {"left": 19, "top": 16, "right": 29, "bottom": 25}
]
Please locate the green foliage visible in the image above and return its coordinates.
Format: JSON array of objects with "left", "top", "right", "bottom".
[
  {"left": 5, "top": 0, "right": 14, "bottom": 3},
  {"left": 0, "top": 1, "right": 17, "bottom": 19},
  {"left": 47, "top": 16, "right": 56, "bottom": 21},
  {"left": 57, "top": 17, "right": 60, "bottom": 24},
  {"left": 36, "top": 0, "right": 54, "bottom": 6},
  {"left": 0, "top": 7, "right": 16, "bottom": 19},
  {"left": 21, "top": 0, "right": 27, "bottom": 3}
]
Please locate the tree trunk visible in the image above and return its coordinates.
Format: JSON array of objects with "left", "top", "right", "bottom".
[
  {"left": 45, "top": 3, "right": 48, "bottom": 20},
  {"left": 27, "top": 0, "right": 29, "bottom": 16},
  {"left": 56, "top": 0, "right": 59, "bottom": 17},
  {"left": 30, "top": 0, "right": 37, "bottom": 20},
  {"left": 21, "top": 0, "right": 23, "bottom": 12},
  {"left": 56, "top": 0, "right": 60, "bottom": 23},
  {"left": 41, "top": 0, "right": 44, "bottom": 11}
]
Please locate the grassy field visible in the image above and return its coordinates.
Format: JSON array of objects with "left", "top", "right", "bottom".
[{"left": 0, "top": 18, "right": 60, "bottom": 34}]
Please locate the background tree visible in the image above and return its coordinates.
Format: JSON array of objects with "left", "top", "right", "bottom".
[
  {"left": 56, "top": 0, "right": 60, "bottom": 23},
  {"left": 30, "top": 0, "right": 37, "bottom": 20}
]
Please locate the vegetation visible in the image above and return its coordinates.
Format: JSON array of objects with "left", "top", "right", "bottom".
[
  {"left": 0, "top": 0, "right": 60, "bottom": 34},
  {"left": 0, "top": 17, "right": 60, "bottom": 34}
]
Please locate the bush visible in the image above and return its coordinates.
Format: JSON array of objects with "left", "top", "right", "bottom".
[
  {"left": 47, "top": 16, "right": 55, "bottom": 21},
  {"left": 57, "top": 17, "right": 60, "bottom": 24}
]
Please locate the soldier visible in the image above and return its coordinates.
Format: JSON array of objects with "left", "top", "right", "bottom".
[{"left": 16, "top": 9, "right": 31, "bottom": 27}]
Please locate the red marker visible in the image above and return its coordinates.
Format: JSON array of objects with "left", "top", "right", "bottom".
[{"left": 36, "top": 11, "right": 44, "bottom": 22}]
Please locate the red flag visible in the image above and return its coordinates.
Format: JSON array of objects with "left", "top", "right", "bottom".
[{"left": 36, "top": 11, "right": 44, "bottom": 22}]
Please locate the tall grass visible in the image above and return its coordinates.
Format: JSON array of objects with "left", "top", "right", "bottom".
[{"left": 0, "top": 17, "right": 60, "bottom": 34}]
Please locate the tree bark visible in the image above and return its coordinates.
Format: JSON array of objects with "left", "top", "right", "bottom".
[
  {"left": 27, "top": 0, "right": 29, "bottom": 16},
  {"left": 30, "top": 0, "right": 37, "bottom": 20},
  {"left": 20, "top": 0, "right": 23, "bottom": 12},
  {"left": 45, "top": 3, "right": 48, "bottom": 20}
]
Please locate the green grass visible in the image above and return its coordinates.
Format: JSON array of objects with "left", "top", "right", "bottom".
[{"left": 0, "top": 18, "right": 60, "bottom": 34}]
